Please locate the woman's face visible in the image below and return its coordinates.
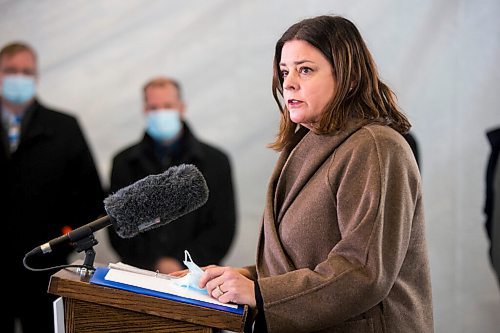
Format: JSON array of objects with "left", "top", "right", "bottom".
[{"left": 279, "top": 39, "right": 336, "bottom": 129}]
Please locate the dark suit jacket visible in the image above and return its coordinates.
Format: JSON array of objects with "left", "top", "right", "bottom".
[
  {"left": 485, "top": 127, "right": 500, "bottom": 279},
  {"left": 402, "top": 131, "right": 420, "bottom": 168},
  {"left": 107, "top": 123, "right": 236, "bottom": 270},
  {"left": 1, "top": 99, "right": 104, "bottom": 329}
]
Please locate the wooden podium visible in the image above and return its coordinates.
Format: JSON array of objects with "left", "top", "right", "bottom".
[{"left": 48, "top": 267, "right": 248, "bottom": 332}]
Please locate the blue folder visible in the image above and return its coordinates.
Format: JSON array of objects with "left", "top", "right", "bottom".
[{"left": 90, "top": 267, "right": 245, "bottom": 315}]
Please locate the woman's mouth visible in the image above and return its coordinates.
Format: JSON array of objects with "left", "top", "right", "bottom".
[{"left": 287, "top": 99, "right": 303, "bottom": 108}]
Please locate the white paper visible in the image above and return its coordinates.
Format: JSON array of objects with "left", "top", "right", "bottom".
[
  {"left": 108, "top": 262, "right": 175, "bottom": 280},
  {"left": 105, "top": 268, "right": 238, "bottom": 309},
  {"left": 53, "top": 297, "right": 65, "bottom": 333}
]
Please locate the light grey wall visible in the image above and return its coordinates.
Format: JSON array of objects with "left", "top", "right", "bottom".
[{"left": 1, "top": 0, "right": 499, "bottom": 332}]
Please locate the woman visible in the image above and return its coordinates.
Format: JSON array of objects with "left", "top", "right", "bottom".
[{"left": 198, "top": 15, "right": 433, "bottom": 332}]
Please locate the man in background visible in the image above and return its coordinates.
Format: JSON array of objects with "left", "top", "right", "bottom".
[
  {"left": 0, "top": 42, "right": 104, "bottom": 332},
  {"left": 108, "top": 76, "right": 236, "bottom": 273},
  {"left": 403, "top": 131, "right": 420, "bottom": 169},
  {"left": 485, "top": 127, "right": 500, "bottom": 286}
]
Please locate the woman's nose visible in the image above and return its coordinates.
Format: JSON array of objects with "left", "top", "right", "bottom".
[{"left": 283, "top": 72, "right": 298, "bottom": 90}]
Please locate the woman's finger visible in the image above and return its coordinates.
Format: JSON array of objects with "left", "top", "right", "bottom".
[{"left": 198, "top": 266, "right": 227, "bottom": 288}]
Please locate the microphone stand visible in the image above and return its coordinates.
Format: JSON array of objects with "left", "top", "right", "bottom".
[{"left": 73, "top": 233, "right": 99, "bottom": 278}]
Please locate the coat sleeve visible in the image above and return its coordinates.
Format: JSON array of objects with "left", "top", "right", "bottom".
[{"left": 258, "top": 128, "right": 422, "bottom": 332}]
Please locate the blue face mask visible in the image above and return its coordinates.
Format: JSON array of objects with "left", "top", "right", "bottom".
[
  {"left": 1, "top": 75, "right": 36, "bottom": 104},
  {"left": 172, "top": 250, "right": 208, "bottom": 294},
  {"left": 146, "top": 109, "right": 182, "bottom": 141}
]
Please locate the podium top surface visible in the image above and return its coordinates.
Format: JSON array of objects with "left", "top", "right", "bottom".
[
  {"left": 90, "top": 267, "right": 244, "bottom": 314},
  {"left": 48, "top": 266, "right": 248, "bottom": 332}
]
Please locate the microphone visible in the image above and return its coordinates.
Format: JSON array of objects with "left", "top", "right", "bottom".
[{"left": 25, "top": 164, "right": 209, "bottom": 257}]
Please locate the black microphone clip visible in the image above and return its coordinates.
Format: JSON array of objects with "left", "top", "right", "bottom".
[{"left": 24, "top": 215, "right": 111, "bottom": 274}]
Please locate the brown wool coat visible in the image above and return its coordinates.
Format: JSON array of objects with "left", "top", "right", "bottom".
[{"left": 250, "top": 122, "right": 433, "bottom": 332}]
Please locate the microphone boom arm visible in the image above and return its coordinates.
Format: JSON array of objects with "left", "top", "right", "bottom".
[{"left": 27, "top": 215, "right": 111, "bottom": 257}]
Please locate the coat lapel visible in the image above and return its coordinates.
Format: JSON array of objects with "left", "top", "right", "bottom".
[
  {"left": 257, "top": 127, "right": 308, "bottom": 275},
  {"left": 275, "top": 121, "right": 369, "bottom": 224},
  {"left": 257, "top": 121, "right": 369, "bottom": 276}
]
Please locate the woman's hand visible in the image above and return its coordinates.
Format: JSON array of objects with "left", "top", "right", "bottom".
[{"left": 199, "top": 266, "right": 256, "bottom": 308}]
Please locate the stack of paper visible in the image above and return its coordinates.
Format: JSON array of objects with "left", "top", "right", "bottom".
[{"left": 90, "top": 263, "right": 243, "bottom": 314}]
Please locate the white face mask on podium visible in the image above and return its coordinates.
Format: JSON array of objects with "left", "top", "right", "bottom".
[{"left": 172, "top": 250, "right": 207, "bottom": 294}]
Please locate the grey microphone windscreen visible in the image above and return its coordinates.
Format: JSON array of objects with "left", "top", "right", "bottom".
[{"left": 104, "top": 164, "right": 209, "bottom": 238}]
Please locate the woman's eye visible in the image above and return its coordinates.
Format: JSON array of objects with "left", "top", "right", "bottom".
[
  {"left": 280, "top": 70, "right": 288, "bottom": 78},
  {"left": 300, "top": 67, "right": 312, "bottom": 74}
]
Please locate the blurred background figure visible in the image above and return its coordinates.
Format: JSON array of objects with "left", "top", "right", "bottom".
[
  {"left": 485, "top": 127, "right": 500, "bottom": 286},
  {"left": 0, "top": 42, "right": 104, "bottom": 333},
  {"left": 107, "top": 76, "right": 236, "bottom": 274},
  {"left": 403, "top": 131, "right": 420, "bottom": 169}
]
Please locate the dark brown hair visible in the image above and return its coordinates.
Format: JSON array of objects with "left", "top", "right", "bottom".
[{"left": 270, "top": 15, "right": 410, "bottom": 151}]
